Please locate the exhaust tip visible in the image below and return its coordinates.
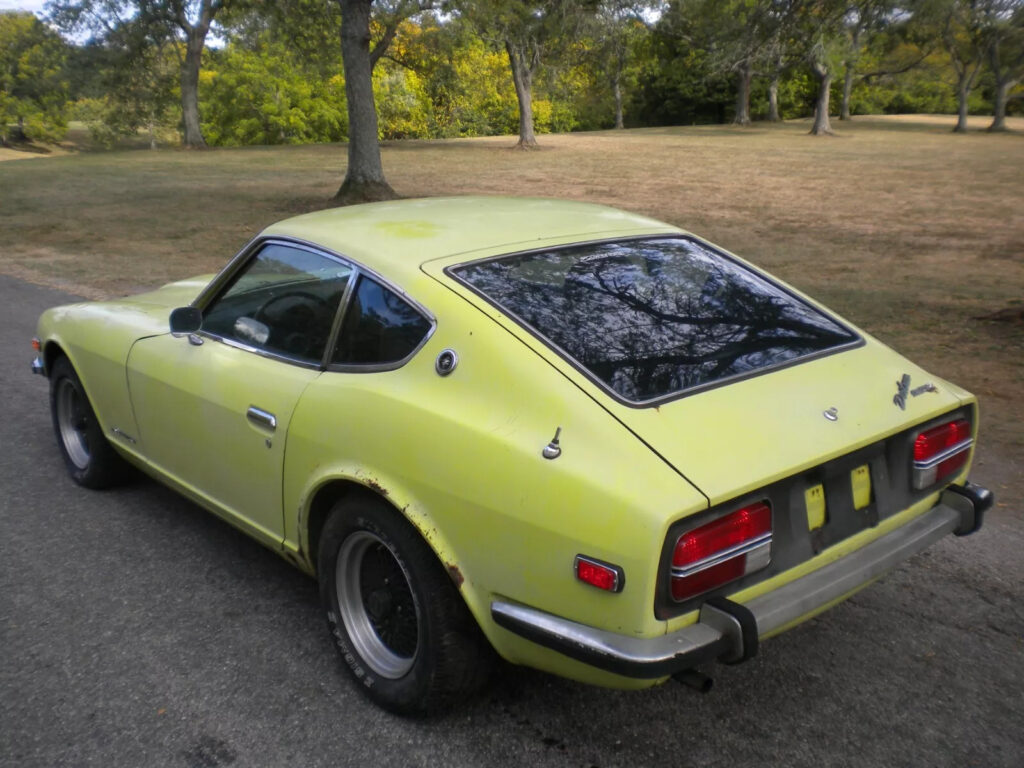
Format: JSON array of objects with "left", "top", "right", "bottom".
[{"left": 673, "top": 668, "right": 713, "bottom": 693}]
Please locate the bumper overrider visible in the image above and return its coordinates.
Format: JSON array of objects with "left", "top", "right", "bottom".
[{"left": 492, "top": 483, "right": 992, "bottom": 680}]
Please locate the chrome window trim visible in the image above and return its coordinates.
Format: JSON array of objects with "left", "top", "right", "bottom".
[
  {"left": 670, "top": 534, "right": 773, "bottom": 579},
  {"left": 445, "top": 234, "right": 865, "bottom": 409},
  {"left": 912, "top": 438, "right": 973, "bottom": 470},
  {"left": 190, "top": 235, "right": 436, "bottom": 374},
  {"left": 213, "top": 335, "right": 324, "bottom": 370}
]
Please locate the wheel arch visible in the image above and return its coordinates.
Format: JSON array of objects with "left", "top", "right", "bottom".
[
  {"left": 302, "top": 476, "right": 473, "bottom": 604},
  {"left": 42, "top": 339, "right": 68, "bottom": 376}
]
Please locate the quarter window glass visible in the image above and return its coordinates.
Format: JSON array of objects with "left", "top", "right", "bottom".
[
  {"left": 202, "top": 243, "right": 352, "bottom": 364},
  {"left": 333, "top": 276, "right": 430, "bottom": 365}
]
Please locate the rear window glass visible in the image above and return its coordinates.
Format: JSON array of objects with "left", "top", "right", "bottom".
[{"left": 451, "top": 237, "right": 858, "bottom": 403}]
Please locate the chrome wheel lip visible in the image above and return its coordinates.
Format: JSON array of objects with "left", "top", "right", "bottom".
[
  {"left": 335, "top": 531, "right": 417, "bottom": 679},
  {"left": 55, "top": 378, "right": 90, "bottom": 470}
]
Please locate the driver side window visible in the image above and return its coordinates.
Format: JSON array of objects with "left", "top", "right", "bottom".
[{"left": 202, "top": 243, "right": 352, "bottom": 365}]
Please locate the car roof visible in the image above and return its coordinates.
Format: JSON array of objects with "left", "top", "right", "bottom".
[{"left": 260, "top": 197, "right": 679, "bottom": 288}]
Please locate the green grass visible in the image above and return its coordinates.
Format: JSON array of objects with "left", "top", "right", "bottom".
[{"left": 2, "top": 114, "right": 1022, "bottom": 507}]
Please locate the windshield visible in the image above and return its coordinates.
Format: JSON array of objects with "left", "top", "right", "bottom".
[{"left": 451, "top": 237, "right": 859, "bottom": 404}]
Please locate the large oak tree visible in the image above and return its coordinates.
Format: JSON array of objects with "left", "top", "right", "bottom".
[{"left": 334, "top": 0, "right": 435, "bottom": 203}]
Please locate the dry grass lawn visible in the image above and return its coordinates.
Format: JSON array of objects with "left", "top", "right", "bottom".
[{"left": 1, "top": 115, "right": 1021, "bottom": 508}]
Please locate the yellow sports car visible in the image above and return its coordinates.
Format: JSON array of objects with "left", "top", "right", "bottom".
[{"left": 32, "top": 198, "right": 992, "bottom": 714}]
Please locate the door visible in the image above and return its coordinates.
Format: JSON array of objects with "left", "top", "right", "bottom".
[{"left": 126, "top": 241, "right": 354, "bottom": 546}]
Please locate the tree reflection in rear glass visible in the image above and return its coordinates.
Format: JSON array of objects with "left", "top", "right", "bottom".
[{"left": 453, "top": 238, "right": 858, "bottom": 403}]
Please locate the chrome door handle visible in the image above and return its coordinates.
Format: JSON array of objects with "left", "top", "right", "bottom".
[{"left": 246, "top": 406, "right": 277, "bottom": 431}]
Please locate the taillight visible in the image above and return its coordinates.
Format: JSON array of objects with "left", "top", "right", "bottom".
[
  {"left": 670, "top": 501, "right": 772, "bottom": 602},
  {"left": 912, "top": 418, "right": 972, "bottom": 490}
]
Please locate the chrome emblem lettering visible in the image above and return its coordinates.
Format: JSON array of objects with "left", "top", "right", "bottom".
[
  {"left": 823, "top": 407, "right": 839, "bottom": 421},
  {"left": 894, "top": 374, "right": 938, "bottom": 410},
  {"left": 894, "top": 374, "right": 911, "bottom": 410}
]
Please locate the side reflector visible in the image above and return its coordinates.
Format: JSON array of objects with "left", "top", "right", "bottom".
[
  {"left": 912, "top": 419, "right": 972, "bottom": 490},
  {"left": 574, "top": 555, "right": 624, "bottom": 593},
  {"left": 31, "top": 337, "right": 41, "bottom": 351},
  {"left": 671, "top": 501, "right": 772, "bottom": 602}
]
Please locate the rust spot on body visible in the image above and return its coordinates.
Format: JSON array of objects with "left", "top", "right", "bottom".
[
  {"left": 446, "top": 563, "right": 464, "bottom": 587},
  {"left": 365, "top": 478, "right": 388, "bottom": 497}
]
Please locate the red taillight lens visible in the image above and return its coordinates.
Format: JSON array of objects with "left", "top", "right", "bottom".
[
  {"left": 914, "top": 419, "right": 971, "bottom": 462},
  {"left": 912, "top": 418, "right": 972, "bottom": 490},
  {"left": 574, "top": 555, "right": 624, "bottom": 592},
  {"left": 671, "top": 501, "right": 772, "bottom": 602},
  {"left": 31, "top": 337, "right": 41, "bottom": 352}
]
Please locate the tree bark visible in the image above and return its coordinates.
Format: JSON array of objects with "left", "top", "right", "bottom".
[
  {"left": 989, "top": 77, "right": 1018, "bottom": 132},
  {"left": 840, "top": 63, "right": 854, "bottom": 120},
  {"left": 612, "top": 57, "right": 624, "bottom": 129},
  {"left": 733, "top": 62, "right": 752, "bottom": 126},
  {"left": 180, "top": 30, "right": 207, "bottom": 148},
  {"left": 506, "top": 40, "right": 538, "bottom": 148},
  {"left": 335, "top": 0, "right": 397, "bottom": 203},
  {"left": 767, "top": 71, "right": 780, "bottom": 122},
  {"left": 953, "top": 76, "right": 970, "bottom": 133},
  {"left": 809, "top": 62, "right": 833, "bottom": 136},
  {"left": 613, "top": 77, "right": 624, "bottom": 129}
]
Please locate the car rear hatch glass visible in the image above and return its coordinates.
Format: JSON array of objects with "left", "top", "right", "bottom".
[{"left": 449, "top": 236, "right": 861, "bottom": 405}]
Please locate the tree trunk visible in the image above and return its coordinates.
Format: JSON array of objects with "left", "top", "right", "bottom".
[
  {"left": 809, "top": 63, "right": 834, "bottom": 136},
  {"left": 840, "top": 64, "right": 854, "bottom": 120},
  {"left": 953, "top": 76, "right": 970, "bottom": 133},
  {"left": 768, "top": 72, "right": 780, "bottom": 122},
  {"left": 988, "top": 78, "right": 1014, "bottom": 133},
  {"left": 335, "top": 0, "right": 397, "bottom": 203},
  {"left": 612, "top": 60, "right": 624, "bottom": 129},
  {"left": 506, "top": 41, "right": 538, "bottom": 148},
  {"left": 180, "top": 31, "right": 207, "bottom": 148},
  {"left": 733, "top": 62, "right": 752, "bottom": 126}
]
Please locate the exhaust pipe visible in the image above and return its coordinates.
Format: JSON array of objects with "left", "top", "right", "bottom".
[{"left": 673, "top": 669, "right": 713, "bottom": 693}]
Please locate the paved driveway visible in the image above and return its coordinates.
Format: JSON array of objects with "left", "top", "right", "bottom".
[{"left": 1, "top": 275, "right": 1021, "bottom": 768}]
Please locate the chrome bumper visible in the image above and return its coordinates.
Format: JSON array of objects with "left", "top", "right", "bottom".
[
  {"left": 31, "top": 356, "right": 46, "bottom": 376},
  {"left": 491, "top": 484, "right": 991, "bottom": 679}
]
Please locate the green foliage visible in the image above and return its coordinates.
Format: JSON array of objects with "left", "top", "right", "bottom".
[
  {"left": 0, "top": 11, "right": 70, "bottom": 143},
  {"left": 75, "top": 25, "right": 180, "bottom": 148},
  {"left": 373, "top": 62, "right": 431, "bottom": 139},
  {"left": 200, "top": 40, "right": 348, "bottom": 146}
]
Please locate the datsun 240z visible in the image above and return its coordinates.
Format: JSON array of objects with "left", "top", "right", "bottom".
[{"left": 32, "top": 197, "right": 993, "bottom": 714}]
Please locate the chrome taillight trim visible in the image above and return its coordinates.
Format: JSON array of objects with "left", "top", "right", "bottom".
[
  {"left": 912, "top": 438, "right": 973, "bottom": 470},
  {"left": 670, "top": 533, "right": 773, "bottom": 579}
]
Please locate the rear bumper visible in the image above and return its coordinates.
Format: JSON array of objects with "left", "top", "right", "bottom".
[{"left": 491, "top": 483, "right": 992, "bottom": 679}]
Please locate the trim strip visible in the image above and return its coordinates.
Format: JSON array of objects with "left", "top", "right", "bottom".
[
  {"left": 670, "top": 534, "right": 773, "bottom": 579},
  {"left": 913, "top": 438, "right": 973, "bottom": 470}
]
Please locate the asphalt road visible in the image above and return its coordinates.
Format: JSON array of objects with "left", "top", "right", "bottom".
[{"left": 1, "top": 274, "right": 1022, "bottom": 768}]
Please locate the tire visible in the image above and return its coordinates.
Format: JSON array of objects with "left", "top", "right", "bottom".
[
  {"left": 49, "top": 356, "right": 127, "bottom": 489},
  {"left": 318, "top": 495, "right": 493, "bottom": 715}
]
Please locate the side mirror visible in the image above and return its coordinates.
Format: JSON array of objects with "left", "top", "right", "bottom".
[{"left": 169, "top": 306, "right": 203, "bottom": 334}]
